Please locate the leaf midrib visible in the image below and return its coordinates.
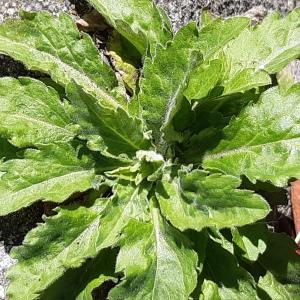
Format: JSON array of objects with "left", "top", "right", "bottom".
[{"left": 0, "top": 37, "right": 119, "bottom": 108}]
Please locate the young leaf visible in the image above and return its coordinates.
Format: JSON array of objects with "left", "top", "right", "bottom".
[
  {"left": 156, "top": 169, "right": 269, "bottom": 231},
  {"left": 87, "top": 0, "right": 173, "bottom": 54},
  {"left": 203, "top": 85, "right": 300, "bottom": 186},
  {"left": 0, "top": 144, "right": 95, "bottom": 215},
  {"left": 66, "top": 82, "right": 151, "bottom": 157},
  {"left": 0, "top": 12, "right": 119, "bottom": 107},
  {"left": 109, "top": 207, "right": 198, "bottom": 300},
  {"left": 138, "top": 22, "right": 201, "bottom": 145},
  {"left": 0, "top": 77, "right": 76, "bottom": 147}
]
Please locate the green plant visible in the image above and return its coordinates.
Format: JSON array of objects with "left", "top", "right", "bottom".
[{"left": 0, "top": 0, "right": 300, "bottom": 299}]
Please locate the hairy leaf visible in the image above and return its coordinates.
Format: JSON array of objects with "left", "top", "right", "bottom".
[
  {"left": 186, "top": 9, "right": 300, "bottom": 101},
  {"left": 0, "top": 11, "right": 119, "bottom": 107},
  {"left": 258, "top": 272, "right": 300, "bottom": 299},
  {"left": 0, "top": 77, "right": 76, "bottom": 147},
  {"left": 109, "top": 207, "right": 198, "bottom": 300},
  {"left": 232, "top": 224, "right": 267, "bottom": 262},
  {"left": 8, "top": 182, "right": 148, "bottom": 298},
  {"left": 156, "top": 169, "right": 269, "bottom": 231},
  {"left": 0, "top": 144, "right": 95, "bottom": 215},
  {"left": 66, "top": 82, "right": 150, "bottom": 157},
  {"left": 87, "top": 0, "right": 173, "bottom": 54},
  {"left": 138, "top": 22, "right": 201, "bottom": 145},
  {"left": 204, "top": 85, "right": 300, "bottom": 186}
]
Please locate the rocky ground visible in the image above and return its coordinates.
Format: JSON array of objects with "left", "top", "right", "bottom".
[{"left": 0, "top": 0, "right": 300, "bottom": 299}]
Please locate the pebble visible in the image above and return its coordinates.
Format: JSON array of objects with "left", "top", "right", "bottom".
[{"left": 0, "top": 243, "right": 16, "bottom": 300}]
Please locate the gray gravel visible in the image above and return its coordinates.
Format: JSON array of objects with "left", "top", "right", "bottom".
[
  {"left": 0, "top": 1, "right": 300, "bottom": 299},
  {"left": 156, "top": 0, "right": 300, "bottom": 30}
]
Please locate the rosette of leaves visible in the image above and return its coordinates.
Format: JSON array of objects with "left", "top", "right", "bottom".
[{"left": 0, "top": 0, "right": 300, "bottom": 299}]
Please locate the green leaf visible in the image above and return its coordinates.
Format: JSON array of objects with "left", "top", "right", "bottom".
[
  {"left": 7, "top": 201, "right": 107, "bottom": 299},
  {"left": 66, "top": 82, "right": 151, "bottom": 157},
  {"left": 203, "top": 85, "right": 300, "bottom": 186},
  {"left": 41, "top": 247, "right": 117, "bottom": 300},
  {"left": 0, "top": 12, "right": 119, "bottom": 107},
  {"left": 0, "top": 77, "right": 76, "bottom": 147},
  {"left": 258, "top": 272, "right": 300, "bottom": 299},
  {"left": 0, "top": 144, "right": 95, "bottom": 215},
  {"left": 225, "top": 9, "right": 300, "bottom": 74},
  {"left": 258, "top": 231, "right": 300, "bottom": 284},
  {"left": 199, "top": 280, "right": 221, "bottom": 300},
  {"left": 156, "top": 169, "right": 269, "bottom": 231},
  {"left": 8, "top": 182, "right": 148, "bottom": 298},
  {"left": 76, "top": 274, "right": 115, "bottom": 300},
  {"left": 197, "top": 15, "right": 250, "bottom": 59},
  {"left": 109, "top": 206, "right": 198, "bottom": 300},
  {"left": 186, "top": 9, "right": 300, "bottom": 101},
  {"left": 138, "top": 22, "right": 202, "bottom": 145},
  {"left": 232, "top": 224, "right": 267, "bottom": 262},
  {"left": 201, "top": 239, "right": 259, "bottom": 299},
  {"left": 107, "top": 32, "right": 140, "bottom": 94},
  {"left": 87, "top": 0, "right": 173, "bottom": 54}
]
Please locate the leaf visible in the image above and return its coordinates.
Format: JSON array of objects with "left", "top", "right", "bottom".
[
  {"left": 201, "top": 239, "right": 259, "bottom": 299},
  {"left": 156, "top": 169, "right": 269, "bottom": 231},
  {"left": 258, "top": 272, "right": 300, "bottom": 300},
  {"left": 231, "top": 224, "right": 268, "bottom": 262},
  {"left": 226, "top": 9, "right": 300, "bottom": 74},
  {"left": 8, "top": 182, "right": 148, "bottom": 298},
  {"left": 109, "top": 206, "right": 198, "bottom": 300},
  {"left": 199, "top": 280, "right": 221, "bottom": 300},
  {"left": 0, "top": 144, "right": 95, "bottom": 215},
  {"left": 197, "top": 15, "right": 250, "bottom": 59},
  {"left": 41, "top": 249, "right": 118, "bottom": 300},
  {"left": 203, "top": 85, "right": 300, "bottom": 186},
  {"left": 0, "top": 11, "right": 119, "bottom": 107},
  {"left": 87, "top": 0, "right": 173, "bottom": 54},
  {"left": 107, "top": 32, "right": 140, "bottom": 93},
  {"left": 186, "top": 9, "right": 300, "bottom": 101},
  {"left": 0, "top": 77, "right": 76, "bottom": 147},
  {"left": 138, "top": 22, "right": 202, "bottom": 145},
  {"left": 66, "top": 82, "right": 151, "bottom": 157},
  {"left": 258, "top": 231, "right": 300, "bottom": 284},
  {"left": 76, "top": 274, "right": 115, "bottom": 300}
]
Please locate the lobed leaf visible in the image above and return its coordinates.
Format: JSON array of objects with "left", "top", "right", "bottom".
[
  {"left": 156, "top": 169, "right": 269, "bottom": 231},
  {"left": 186, "top": 8, "right": 300, "bottom": 101},
  {"left": 204, "top": 85, "right": 300, "bottom": 186},
  {"left": 201, "top": 239, "right": 259, "bottom": 299}
]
